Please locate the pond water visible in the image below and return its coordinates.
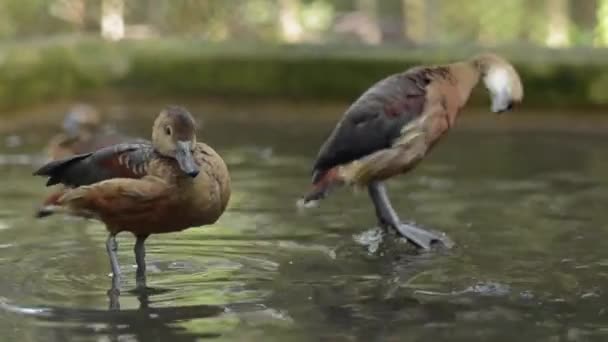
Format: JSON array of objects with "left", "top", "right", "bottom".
[{"left": 1, "top": 99, "right": 608, "bottom": 341}]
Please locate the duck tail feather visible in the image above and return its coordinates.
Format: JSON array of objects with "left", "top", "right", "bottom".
[{"left": 297, "top": 168, "right": 343, "bottom": 208}]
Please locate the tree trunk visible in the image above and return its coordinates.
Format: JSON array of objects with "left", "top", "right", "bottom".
[
  {"left": 545, "top": 0, "right": 570, "bottom": 47},
  {"left": 101, "top": 0, "right": 125, "bottom": 41},
  {"left": 570, "top": 0, "right": 597, "bottom": 31},
  {"left": 82, "top": 0, "right": 101, "bottom": 33},
  {"left": 401, "top": 0, "right": 427, "bottom": 44},
  {"left": 278, "top": 0, "right": 303, "bottom": 43},
  {"left": 356, "top": 0, "right": 382, "bottom": 44},
  {"left": 570, "top": 0, "right": 597, "bottom": 44},
  {"left": 596, "top": 0, "right": 608, "bottom": 45},
  {"left": 147, "top": 0, "right": 169, "bottom": 33}
]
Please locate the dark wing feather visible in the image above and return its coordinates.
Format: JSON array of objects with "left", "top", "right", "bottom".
[
  {"left": 311, "top": 70, "right": 430, "bottom": 182},
  {"left": 71, "top": 134, "right": 146, "bottom": 155},
  {"left": 34, "top": 142, "right": 155, "bottom": 187}
]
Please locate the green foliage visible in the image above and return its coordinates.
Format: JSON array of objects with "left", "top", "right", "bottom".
[
  {"left": 0, "top": 39, "right": 608, "bottom": 111},
  {"left": 0, "top": 38, "right": 124, "bottom": 109},
  {"left": 0, "top": 0, "right": 78, "bottom": 39},
  {"left": 0, "top": 0, "right": 602, "bottom": 47}
]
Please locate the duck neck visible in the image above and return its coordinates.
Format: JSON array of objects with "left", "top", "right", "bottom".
[{"left": 447, "top": 61, "right": 482, "bottom": 108}]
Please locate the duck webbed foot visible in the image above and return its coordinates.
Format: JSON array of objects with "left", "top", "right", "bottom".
[
  {"left": 368, "top": 181, "right": 450, "bottom": 250},
  {"left": 392, "top": 223, "right": 445, "bottom": 250}
]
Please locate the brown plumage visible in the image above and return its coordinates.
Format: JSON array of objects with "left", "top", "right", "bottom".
[
  {"left": 46, "top": 104, "right": 109, "bottom": 160},
  {"left": 37, "top": 105, "right": 138, "bottom": 218},
  {"left": 299, "top": 53, "right": 523, "bottom": 250},
  {"left": 34, "top": 106, "right": 231, "bottom": 293}
]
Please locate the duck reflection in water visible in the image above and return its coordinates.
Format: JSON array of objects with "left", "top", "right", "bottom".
[
  {"left": 33, "top": 291, "right": 227, "bottom": 342},
  {"left": 1, "top": 285, "right": 288, "bottom": 342}
]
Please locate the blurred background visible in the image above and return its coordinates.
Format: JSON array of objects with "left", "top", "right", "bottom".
[
  {"left": 3, "top": 0, "right": 602, "bottom": 46},
  {"left": 1, "top": 0, "right": 608, "bottom": 111},
  {"left": 2, "top": 0, "right": 606, "bottom": 46}
]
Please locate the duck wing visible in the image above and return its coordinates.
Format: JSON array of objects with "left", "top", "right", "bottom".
[
  {"left": 311, "top": 69, "right": 431, "bottom": 184},
  {"left": 34, "top": 142, "right": 155, "bottom": 187},
  {"left": 72, "top": 134, "right": 146, "bottom": 155}
]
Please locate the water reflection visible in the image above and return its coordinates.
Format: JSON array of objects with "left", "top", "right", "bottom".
[
  {"left": 2, "top": 103, "right": 608, "bottom": 340},
  {"left": 2, "top": 291, "right": 274, "bottom": 341}
]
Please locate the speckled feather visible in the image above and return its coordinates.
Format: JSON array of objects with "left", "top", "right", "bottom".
[
  {"left": 56, "top": 142, "right": 230, "bottom": 234},
  {"left": 34, "top": 106, "right": 231, "bottom": 235},
  {"left": 46, "top": 132, "right": 140, "bottom": 161},
  {"left": 34, "top": 142, "right": 155, "bottom": 187}
]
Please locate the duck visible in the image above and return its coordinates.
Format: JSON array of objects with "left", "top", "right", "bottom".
[
  {"left": 298, "top": 53, "right": 523, "bottom": 250},
  {"left": 46, "top": 104, "right": 122, "bottom": 159},
  {"left": 34, "top": 106, "right": 231, "bottom": 294},
  {"left": 37, "top": 104, "right": 137, "bottom": 218}
]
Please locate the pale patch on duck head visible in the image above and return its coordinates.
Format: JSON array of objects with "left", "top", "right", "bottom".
[
  {"left": 152, "top": 106, "right": 200, "bottom": 178},
  {"left": 475, "top": 53, "right": 524, "bottom": 113}
]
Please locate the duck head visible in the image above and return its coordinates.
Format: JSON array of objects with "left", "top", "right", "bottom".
[
  {"left": 152, "top": 106, "right": 200, "bottom": 178},
  {"left": 62, "top": 104, "right": 101, "bottom": 138},
  {"left": 474, "top": 53, "right": 523, "bottom": 114}
]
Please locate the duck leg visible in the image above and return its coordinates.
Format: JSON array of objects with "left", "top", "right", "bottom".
[
  {"left": 106, "top": 233, "right": 121, "bottom": 294},
  {"left": 368, "top": 181, "right": 442, "bottom": 250},
  {"left": 134, "top": 234, "right": 149, "bottom": 290}
]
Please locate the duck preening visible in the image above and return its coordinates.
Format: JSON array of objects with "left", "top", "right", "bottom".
[
  {"left": 299, "top": 53, "right": 523, "bottom": 250},
  {"left": 34, "top": 106, "right": 231, "bottom": 294}
]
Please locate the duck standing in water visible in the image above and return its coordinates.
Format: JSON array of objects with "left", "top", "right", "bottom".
[
  {"left": 46, "top": 104, "right": 127, "bottom": 160},
  {"left": 34, "top": 106, "right": 231, "bottom": 293},
  {"left": 37, "top": 104, "right": 137, "bottom": 217},
  {"left": 299, "top": 53, "right": 523, "bottom": 250}
]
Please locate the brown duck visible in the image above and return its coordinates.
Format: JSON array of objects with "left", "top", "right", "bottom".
[
  {"left": 38, "top": 104, "right": 138, "bottom": 218},
  {"left": 299, "top": 53, "right": 523, "bottom": 250},
  {"left": 45, "top": 104, "right": 128, "bottom": 160},
  {"left": 34, "top": 106, "right": 231, "bottom": 293}
]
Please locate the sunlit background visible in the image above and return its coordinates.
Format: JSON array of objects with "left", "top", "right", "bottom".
[
  {"left": 2, "top": 0, "right": 607, "bottom": 47},
  {"left": 2, "top": 1, "right": 608, "bottom": 342},
  {"left": 0, "top": 0, "right": 608, "bottom": 109}
]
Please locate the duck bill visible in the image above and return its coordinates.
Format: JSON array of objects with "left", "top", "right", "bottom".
[
  {"left": 175, "top": 141, "right": 199, "bottom": 177},
  {"left": 491, "top": 91, "right": 513, "bottom": 114}
]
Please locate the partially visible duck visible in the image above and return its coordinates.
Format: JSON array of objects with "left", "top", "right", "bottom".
[
  {"left": 298, "top": 53, "right": 523, "bottom": 250},
  {"left": 34, "top": 106, "right": 231, "bottom": 293},
  {"left": 47, "top": 104, "right": 113, "bottom": 159},
  {"left": 37, "top": 104, "right": 136, "bottom": 218}
]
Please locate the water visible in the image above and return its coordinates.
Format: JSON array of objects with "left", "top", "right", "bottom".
[{"left": 1, "top": 99, "right": 608, "bottom": 341}]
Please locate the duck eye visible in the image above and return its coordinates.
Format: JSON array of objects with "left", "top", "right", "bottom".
[{"left": 165, "top": 126, "right": 172, "bottom": 136}]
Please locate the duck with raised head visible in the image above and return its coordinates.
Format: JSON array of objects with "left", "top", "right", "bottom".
[
  {"left": 34, "top": 106, "right": 231, "bottom": 293},
  {"left": 38, "top": 104, "right": 138, "bottom": 218},
  {"left": 298, "top": 53, "right": 523, "bottom": 250}
]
